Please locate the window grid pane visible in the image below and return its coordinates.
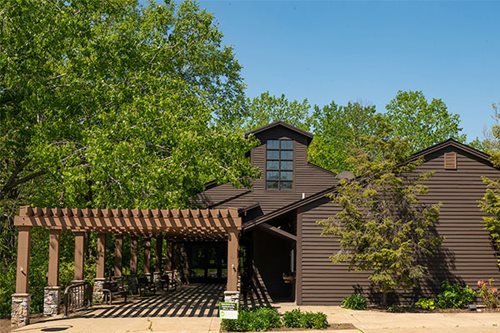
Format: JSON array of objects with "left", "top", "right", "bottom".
[{"left": 266, "top": 139, "right": 293, "bottom": 190}]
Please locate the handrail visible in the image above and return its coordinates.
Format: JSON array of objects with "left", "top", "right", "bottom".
[{"left": 63, "top": 281, "right": 92, "bottom": 317}]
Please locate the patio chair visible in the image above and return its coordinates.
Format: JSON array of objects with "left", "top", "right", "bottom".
[
  {"left": 137, "top": 276, "right": 156, "bottom": 296},
  {"left": 160, "top": 271, "right": 178, "bottom": 291},
  {"left": 102, "top": 280, "right": 128, "bottom": 304}
]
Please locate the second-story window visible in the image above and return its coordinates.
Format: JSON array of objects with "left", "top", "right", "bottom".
[{"left": 266, "top": 139, "right": 293, "bottom": 190}]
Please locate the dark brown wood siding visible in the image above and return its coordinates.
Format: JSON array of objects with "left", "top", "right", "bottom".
[
  {"left": 196, "top": 125, "right": 337, "bottom": 215},
  {"left": 298, "top": 146, "right": 500, "bottom": 305}
]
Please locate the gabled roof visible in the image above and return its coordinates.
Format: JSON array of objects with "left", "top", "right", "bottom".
[
  {"left": 408, "top": 138, "right": 491, "bottom": 164},
  {"left": 243, "top": 185, "right": 337, "bottom": 230},
  {"left": 245, "top": 121, "right": 313, "bottom": 144},
  {"left": 243, "top": 138, "right": 494, "bottom": 231}
]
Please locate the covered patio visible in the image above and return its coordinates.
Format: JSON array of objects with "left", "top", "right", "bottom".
[{"left": 11, "top": 206, "right": 242, "bottom": 327}]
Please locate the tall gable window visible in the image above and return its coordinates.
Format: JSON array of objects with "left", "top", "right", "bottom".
[{"left": 266, "top": 139, "right": 293, "bottom": 190}]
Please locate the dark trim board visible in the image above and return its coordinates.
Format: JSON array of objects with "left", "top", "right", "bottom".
[{"left": 296, "top": 209, "right": 303, "bottom": 305}]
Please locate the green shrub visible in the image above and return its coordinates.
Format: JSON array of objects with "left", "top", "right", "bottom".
[
  {"left": 221, "top": 307, "right": 281, "bottom": 332},
  {"left": 282, "top": 308, "right": 302, "bottom": 328},
  {"left": 341, "top": 293, "right": 367, "bottom": 310},
  {"left": 222, "top": 307, "right": 329, "bottom": 331},
  {"left": 282, "top": 309, "right": 328, "bottom": 329},
  {"left": 436, "top": 281, "right": 475, "bottom": 309},
  {"left": 477, "top": 279, "right": 499, "bottom": 309},
  {"left": 415, "top": 298, "right": 436, "bottom": 310},
  {"left": 298, "top": 311, "right": 328, "bottom": 329}
]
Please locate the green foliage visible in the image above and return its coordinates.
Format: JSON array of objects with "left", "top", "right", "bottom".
[
  {"left": 0, "top": 264, "right": 16, "bottom": 317},
  {"left": 309, "top": 102, "right": 378, "bottom": 173},
  {"left": 221, "top": 307, "right": 281, "bottom": 332},
  {"left": 471, "top": 103, "right": 500, "bottom": 155},
  {"left": 318, "top": 117, "right": 442, "bottom": 305},
  {"left": 242, "top": 92, "right": 311, "bottom": 131},
  {"left": 480, "top": 177, "right": 500, "bottom": 266},
  {"left": 296, "top": 311, "right": 328, "bottom": 329},
  {"left": 0, "top": 0, "right": 259, "bottom": 316},
  {"left": 222, "top": 308, "right": 328, "bottom": 332},
  {"left": 478, "top": 106, "right": 500, "bottom": 267},
  {"left": 341, "top": 293, "right": 368, "bottom": 310},
  {"left": 436, "top": 281, "right": 475, "bottom": 309},
  {"left": 415, "top": 298, "right": 436, "bottom": 310},
  {"left": 282, "top": 308, "right": 303, "bottom": 328},
  {"left": 282, "top": 309, "right": 328, "bottom": 329},
  {"left": 385, "top": 304, "right": 403, "bottom": 313},
  {"left": 385, "top": 90, "right": 466, "bottom": 154},
  {"left": 476, "top": 279, "right": 499, "bottom": 309}
]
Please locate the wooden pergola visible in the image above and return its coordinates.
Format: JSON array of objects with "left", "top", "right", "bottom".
[{"left": 11, "top": 206, "right": 241, "bottom": 327}]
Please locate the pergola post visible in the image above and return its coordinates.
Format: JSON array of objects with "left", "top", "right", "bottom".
[
  {"left": 165, "top": 239, "right": 173, "bottom": 271},
  {"left": 226, "top": 228, "right": 239, "bottom": 292},
  {"left": 153, "top": 235, "right": 163, "bottom": 286},
  {"left": 129, "top": 236, "right": 138, "bottom": 294},
  {"left": 130, "top": 236, "right": 138, "bottom": 275},
  {"left": 73, "top": 232, "right": 86, "bottom": 282},
  {"left": 43, "top": 229, "right": 61, "bottom": 317},
  {"left": 114, "top": 234, "right": 123, "bottom": 278},
  {"left": 144, "top": 238, "right": 151, "bottom": 281},
  {"left": 93, "top": 233, "right": 106, "bottom": 303},
  {"left": 11, "top": 226, "right": 31, "bottom": 328}
]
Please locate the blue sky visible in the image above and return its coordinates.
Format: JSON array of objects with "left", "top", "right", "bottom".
[{"left": 182, "top": 1, "right": 500, "bottom": 140}]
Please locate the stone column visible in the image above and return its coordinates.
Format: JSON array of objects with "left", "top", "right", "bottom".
[
  {"left": 93, "top": 233, "right": 106, "bottom": 303},
  {"left": 44, "top": 229, "right": 61, "bottom": 316},
  {"left": 11, "top": 226, "right": 31, "bottom": 327}
]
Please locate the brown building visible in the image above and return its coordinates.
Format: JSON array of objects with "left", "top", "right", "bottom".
[{"left": 196, "top": 121, "right": 500, "bottom": 305}]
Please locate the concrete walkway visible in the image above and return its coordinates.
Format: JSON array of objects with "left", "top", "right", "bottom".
[{"left": 10, "top": 305, "right": 500, "bottom": 333}]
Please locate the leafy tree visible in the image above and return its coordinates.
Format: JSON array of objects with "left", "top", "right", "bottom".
[
  {"left": 308, "top": 102, "right": 378, "bottom": 173},
  {"left": 385, "top": 90, "right": 466, "bottom": 154},
  {"left": 318, "top": 117, "right": 442, "bottom": 305},
  {"left": 479, "top": 103, "right": 500, "bottom": 266},
  {"left": 0, "top": 0, "right": 258, "bottom": 315},
  {"left": 470, "top": 103, "right": 500, "bottom": 154},
  {"left": 242, "top": 91, "right": 311, "bottom": 131}
]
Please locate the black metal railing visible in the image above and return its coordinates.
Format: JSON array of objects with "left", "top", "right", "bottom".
[{"left": 63, "top": 281, "right": 92, "bottom": 317}]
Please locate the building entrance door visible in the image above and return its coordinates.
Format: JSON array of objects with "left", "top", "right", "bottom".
[{"left": 188, "top": 241, "right": 227, "bottom": 283}]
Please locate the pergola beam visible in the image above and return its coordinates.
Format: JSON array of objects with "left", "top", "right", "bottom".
[{"left": 17, "top": 207, "right": 240, "bottom": 230}]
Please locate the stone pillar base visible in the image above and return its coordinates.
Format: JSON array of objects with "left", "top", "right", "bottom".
[
  {"left": 153, "top": 272, "right": 162, "bottom": 289},
  {"left": 93, "top": 278, "right": 105, "bottom": 304},
  {"left": 11, "top": 293, "right": 30, "bottom": 328},
  {"left": 224, "top": 291, "right": 240, "bottom": 303},
  {"left": 43, "top": 286, "right": 61, "bottom": 316},
  {"left": 129, "top": 274, "right": 138, "bottom": 294}
]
